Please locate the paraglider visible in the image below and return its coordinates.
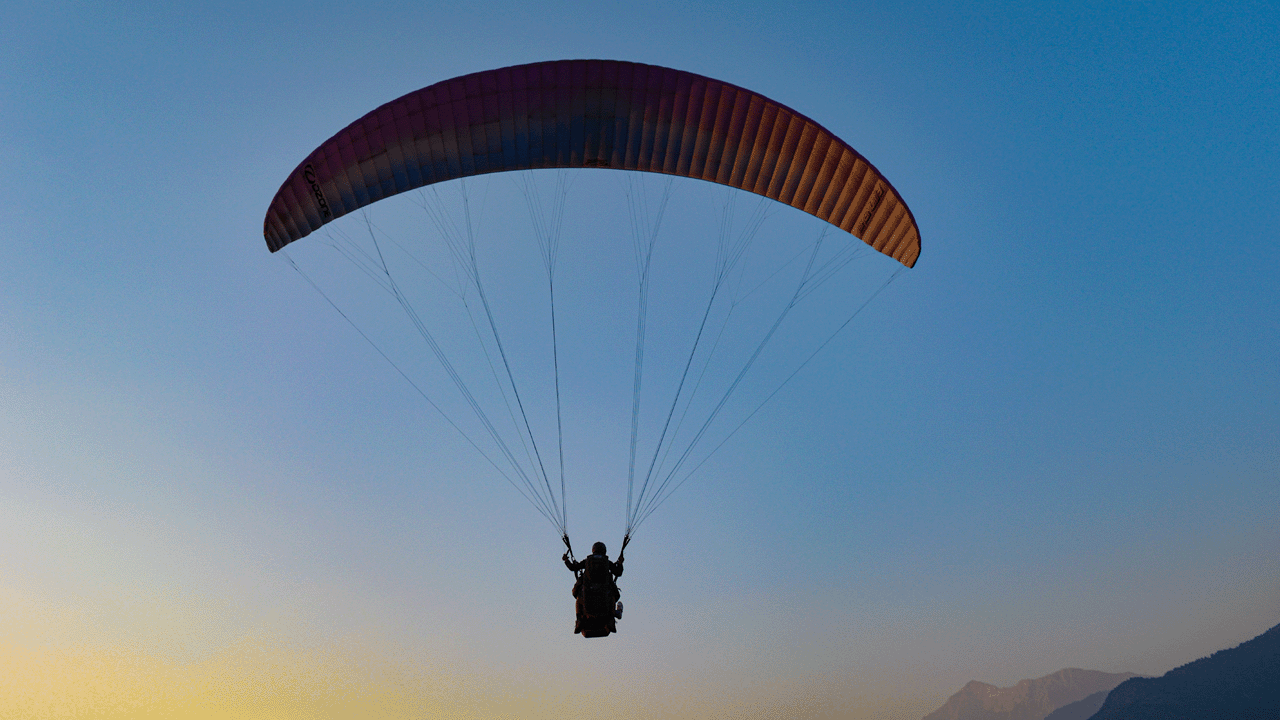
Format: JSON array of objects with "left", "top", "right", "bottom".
[
  {"left": 564, "top": 541, "right": 625, "bottom": 637},
  {"left": 264, "top": 60, "right": 920, "bottom": 638}
]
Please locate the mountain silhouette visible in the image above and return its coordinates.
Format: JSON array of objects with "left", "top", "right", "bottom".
[
  {"left": 1043, "top": 691, "right": 1106, "bottom": 720},
  {"left": 1087, "top": 622, "right": 1280, "bottom": 720},
  {"left": 923, "top": 668, "right": 1138, "bottom": 720}
]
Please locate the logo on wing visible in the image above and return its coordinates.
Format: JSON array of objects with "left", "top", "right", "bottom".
[
  {"left": 303, "top": 164, "right": 333, "bottom": 220},
  {"left": 857, "top": 184, "right": 886, "bottom": 237}
]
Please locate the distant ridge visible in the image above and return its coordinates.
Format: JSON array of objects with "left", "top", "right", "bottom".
[
  {"left": 923, "top": 668, "right": 1138, "bottom": 720},
  {"left": 1043, "top": 691, "right": 1106, "bottom": 720},
  {"left": 1087, "top": 622, "right": 1280, "bottom": 720}
]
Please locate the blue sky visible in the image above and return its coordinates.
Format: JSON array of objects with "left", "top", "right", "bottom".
[{"left": 2, "top": 1, "right": 1277, "bottom": 718}]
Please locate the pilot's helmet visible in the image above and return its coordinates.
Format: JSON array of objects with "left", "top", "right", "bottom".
[{"left": 592, "top": 541, "right": 607, "bottom": 555}]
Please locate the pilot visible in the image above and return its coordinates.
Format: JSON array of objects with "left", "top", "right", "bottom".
[{"left": 563, "top": 541, "right": 624, "bottom": 634}]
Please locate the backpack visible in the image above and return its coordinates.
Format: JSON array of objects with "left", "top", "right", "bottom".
[{"left": 583, "top": 554, "right": 612, "bottom": 584}]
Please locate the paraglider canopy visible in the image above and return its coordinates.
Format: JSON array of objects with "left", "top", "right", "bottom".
[{"left": 264, "top": 59, "right": 920, "bottom": 267}]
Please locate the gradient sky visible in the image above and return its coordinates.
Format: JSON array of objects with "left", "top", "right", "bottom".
[{"left": 2, "top": 1, "right": 1277, "bottom": 718}]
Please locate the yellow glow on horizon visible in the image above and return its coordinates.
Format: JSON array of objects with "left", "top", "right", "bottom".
[
  {"left": 0, "top": 587, "right": 917, "bottom": 719},
  {"left": 1, "top": 634, "right": 475, "bottom": 719},
  {"left": 0, "top": 586, "right": 502, "bottom": 720}
]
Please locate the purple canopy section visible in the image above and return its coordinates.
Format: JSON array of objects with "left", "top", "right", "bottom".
[{"left": 264, "top": 60, "right": 920, "bottom": 267}]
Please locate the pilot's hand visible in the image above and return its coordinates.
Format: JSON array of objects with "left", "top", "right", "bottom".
[{"left": 562, "top": 552, "right": 569, "bottom": 562}]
